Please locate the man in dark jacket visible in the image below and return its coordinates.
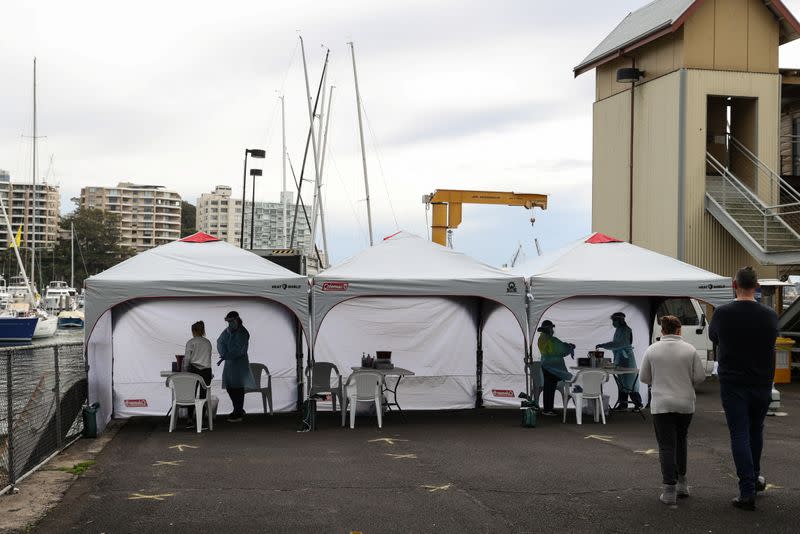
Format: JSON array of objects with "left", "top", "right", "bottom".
[{"left": 709, "top": 266, "right": 778, "bottom": 511}]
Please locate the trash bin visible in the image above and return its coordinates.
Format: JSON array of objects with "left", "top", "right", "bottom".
[
  {"left": 775, "top": 337, "right": 794, "bottom": 384},
  {"left": 82, "top": 402, "right": 100, "bottom": 438}
]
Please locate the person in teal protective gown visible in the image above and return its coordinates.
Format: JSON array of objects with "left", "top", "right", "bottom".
[
  {"left": 216, "top": 311, "right": 256, "bottom": 422},
  {"left": 596, "top": 312, "right": 643, "bottom": 410},
  {"left": 537, "top": 320, "right": 576, "bottom": 416}
]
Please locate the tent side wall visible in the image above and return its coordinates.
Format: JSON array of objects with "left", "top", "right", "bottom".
[
  {"left": 527, "top": 278, "right": 733, "bottom": 335},
  {"left": 87, "top": 309, "right": 113, "bottom": 432}
]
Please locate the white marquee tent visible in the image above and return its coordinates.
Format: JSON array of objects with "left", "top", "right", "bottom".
[
  {"left": 311, "top": 231, "right": 529, "bottom": 410},
  {"left": 85, "top": 232, "right": 310, "bottom": 432},
  {"left": 513, "top": 233, "right": 733, "bottom": 406}
]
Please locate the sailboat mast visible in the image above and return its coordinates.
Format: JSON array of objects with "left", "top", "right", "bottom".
[
  {"left": 281, "top": 95, "right": 288, "bottom": 248},
  {"left": 318, "top": 85, "right": 334, "bottom": 268},
  {"left": 299, "top": 36, "right": 324, "bottom": 256},
  {"left": 71, "top": 222, "right": 75, "bottom": 288},
  {"left": 348, "top": 41, "right": 374, "bottom": 246},
  {"left": 310, "top": 72, "right": 327, "bottom": 250},
  {"left": 31, "top": 57, "right": 37, "bottom": 294}
]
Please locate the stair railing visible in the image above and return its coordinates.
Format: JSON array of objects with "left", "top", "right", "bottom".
[
  {"left": 727, "top": 133, "right": 800, "bottom": 209},
  {"left": 706, "top": 152, "right": 800, "bottom": 250}
]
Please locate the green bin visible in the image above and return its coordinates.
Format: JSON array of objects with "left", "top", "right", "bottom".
[
  {"left": 521, "top": 400, "right": 538, "bottom": 428},
  {"left": 82, "top": 402, "right": 100, "bottom": 438}
]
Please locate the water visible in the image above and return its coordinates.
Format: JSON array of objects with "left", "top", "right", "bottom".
[{"left": 0, "top": 327, "right": 83, "bottom": 349}]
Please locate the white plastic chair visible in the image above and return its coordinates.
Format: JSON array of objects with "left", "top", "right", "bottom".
[
  {"left": 245, "top": 363, "right": 273, "bottom": 414},
  {"left": 562, "top": 370, "right": 609, "bottom": 425},
  {"left": 167, "top": 372, "right": 214, "bottom": 433},
  {"left": 343, "top": 371, "right": 383, "bottom": 429},
  {"left": 308, "top": 362, "right": 344, "bottom": 414}
]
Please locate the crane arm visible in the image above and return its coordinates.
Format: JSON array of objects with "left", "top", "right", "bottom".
[{"left": 422, "top": 189, "right": 548, "bottom": 246}]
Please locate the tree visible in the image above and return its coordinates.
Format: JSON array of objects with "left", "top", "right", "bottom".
[
  {"left": 181, "top": 201, "right": 196, "bottom": 237},
  {"left": 46, "top": 208, "right": 136, "bottom": 290}
]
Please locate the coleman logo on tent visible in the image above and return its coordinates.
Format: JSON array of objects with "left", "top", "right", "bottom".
[
  {"left": 506, "top": 282, "right": 518, "bottom": 293},
  {"left": 272, "top": 283, "right": 302, "bottom": 290},
  {"left": 124, "top": 399, "right": 148, "bottom": 408},
  {"left": 322, "top": 281, "right": 349, "bottom": 292},
  {"left": 492, "top": 389, "right": 515, "bottom": 398}
]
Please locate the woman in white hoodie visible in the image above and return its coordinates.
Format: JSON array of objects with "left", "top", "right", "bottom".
[{"left": 640, "top": 315, "right": 706, "bottom": 505}]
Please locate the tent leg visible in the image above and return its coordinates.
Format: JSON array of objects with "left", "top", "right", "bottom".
[
  {"left": 475, "top": 303, "right": 483, "bottom": 410},
  {"left": 295, "top": 318, "right": 303, "bottom": 412}
]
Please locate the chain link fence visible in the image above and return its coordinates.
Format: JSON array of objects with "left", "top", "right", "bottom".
[{"left": 1, "top": 341, "right": 86, "bottom": 495}]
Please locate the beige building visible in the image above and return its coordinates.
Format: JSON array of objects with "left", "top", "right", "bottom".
[
  {"left": 80, "top": 182, "right": 182, "bottom": 252},
  {"left": 197, "top": 185, "right": 312, "bottom": 251},
  {"left": 577, "top": 0, "right": 800, "bottom": 279},
  {"left": 197, "top": 185, "right": 240, "bottom": 245},
  {"left": 0, "top": 170, "right": 61, "bottom": 251}
]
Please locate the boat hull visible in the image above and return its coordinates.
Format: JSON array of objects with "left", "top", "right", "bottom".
[
  {"left": 32, "top": 316, "right": 58, "bottom": 339},
  {"left": 0, "top": 316, "right": 39, "bottom": 341},
  {"left": 58, "top": 317, "right": 84, "bottom": 328}
]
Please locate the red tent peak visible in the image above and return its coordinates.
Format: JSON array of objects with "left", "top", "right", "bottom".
[
  {"left": 585, "top": 233, "right": 623, "bottom": 244},
  {"left": 180, "top": 232, "right": 220, "bottom": 243}
]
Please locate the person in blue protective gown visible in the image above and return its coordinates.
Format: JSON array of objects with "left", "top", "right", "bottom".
[
  {"left": 596, "top": 312, "right": 643, "bottom": 410},
  {"left": 216, "top": 311, "right": 256, "bottom": 422},
  {"left": 537, "top": 320, "right": 576, "bottom": 416}
]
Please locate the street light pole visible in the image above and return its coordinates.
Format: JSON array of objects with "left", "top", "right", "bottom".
[
  {"left": 240, "top": 148, "right": 265, "bottom": 248},
  {"left": 249, "top": 168, "right": 262, "bottom": 250}
]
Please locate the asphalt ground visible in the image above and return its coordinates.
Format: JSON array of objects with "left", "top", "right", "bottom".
[{"left": 33, "top": 381, "right": 799, "bottom": 534}]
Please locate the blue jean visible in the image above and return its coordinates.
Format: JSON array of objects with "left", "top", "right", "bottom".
[{"left": 719, "top": 382, "right": 771, "bottom": 497}]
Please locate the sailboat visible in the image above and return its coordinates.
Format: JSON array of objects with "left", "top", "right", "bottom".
[
  {"left": 23, "top": 58, "right": 57, "bottom": 339},
  {"left": 57, "top": 222, "right": 84, "bottom": 328}
]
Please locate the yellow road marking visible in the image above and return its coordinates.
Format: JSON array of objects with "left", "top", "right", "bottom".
[
  {"left": 128, "top": 492, "right": 174, "bottom": 501},
  {"left": 368, "top": 438, "right": 408, "bottom": 445},
  {"left": 153, "top": 460, "right": 184, "bottom": 467},
  {"left": 169, "top": 444, "right": 199, "bottom": 452},
  {"left": 385, "top": 453, "right": 417, "bottom": 459},
  {"left": 634, "top": 449, "right": 659, "bottom": 456},
  {"left": 765, "top": 483, "right": 783, "bottom": 491},
  {"left": 585, "top": 434, "right": 614, "bottom": 442},
  {"left": 421, "top": 483, "right": 451, "bottom": 493}
]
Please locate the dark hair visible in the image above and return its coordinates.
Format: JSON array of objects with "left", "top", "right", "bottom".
[
  {"left": 191, "top": 321, "right": 205, "bottom": 337},
  {"left": 660, "top": 315, "right": 681, "bottom": 335},
  {"left": 735, "top": 266, "right": 758, "bottom": 290}
]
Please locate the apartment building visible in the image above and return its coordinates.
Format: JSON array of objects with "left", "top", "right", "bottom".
[
  {"left": 0, "top": 169, "right": 61, "bottom": 250},
  {"left": 197, "top": 185, "right": 312, "bottom": 251},
  {"left": 80, "top": 182, "right": 182, "bottom": 252}
]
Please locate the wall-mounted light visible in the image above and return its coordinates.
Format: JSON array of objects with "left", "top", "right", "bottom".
[{"left": 616, "top": 67, "right": 645, "bottom": 84}]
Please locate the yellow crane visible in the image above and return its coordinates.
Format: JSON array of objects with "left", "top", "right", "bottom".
[{"left": 422, "top": 189, "right": 548, "bottom": 246}]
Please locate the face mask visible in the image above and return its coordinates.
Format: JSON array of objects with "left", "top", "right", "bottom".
[{"left": 227, "top": 320, "right": 237, "bottom": 329}]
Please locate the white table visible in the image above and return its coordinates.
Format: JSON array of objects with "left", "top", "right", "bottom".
[{"left": 350, "top": 367, "right": 415, "bottom": 417}]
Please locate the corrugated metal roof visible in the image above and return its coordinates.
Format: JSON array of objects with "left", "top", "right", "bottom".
[{"left": 575, "top": 0, "right": 695, "bottom": 73}]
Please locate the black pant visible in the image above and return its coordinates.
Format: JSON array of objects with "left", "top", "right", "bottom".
[
  {"left": 542, "top": 369, "right": 561, "bottom": 412},
  {"left": 653, "top": 413, "right": 693, "bottom": 485},
  {"left": 720, "top": 382, "right": 772, "bottom": 497},
  {"left": 187, "top": 365, "right": 212, "bottom": 421},
  {"left": 227, "top": 388, "right": 245, "bottom": 417},
  {"left": 188, "top": 365, "right": 212, "bottom": 399}
]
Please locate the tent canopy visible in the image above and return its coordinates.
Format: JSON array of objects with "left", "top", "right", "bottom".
[
  {"left": 514, "top": 233, "right": 733, "bottom": 333},
  {"left": 311, "top": 231, "right": 529, "bottom": 343},
  {"left": 85, "top": 232, "right": 310, "bottom": 337},
  {"left": 85, "top": 233, "right": 310, "bottom": 431}
]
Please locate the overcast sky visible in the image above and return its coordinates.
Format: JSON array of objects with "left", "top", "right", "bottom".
[{"left": 4, "top": 0, "right": 800, "bottom": 266}]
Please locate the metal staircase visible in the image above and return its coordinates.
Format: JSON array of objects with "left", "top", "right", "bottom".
[{"left": 705, "top": 134, "right": 800, "bottom": 265}]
